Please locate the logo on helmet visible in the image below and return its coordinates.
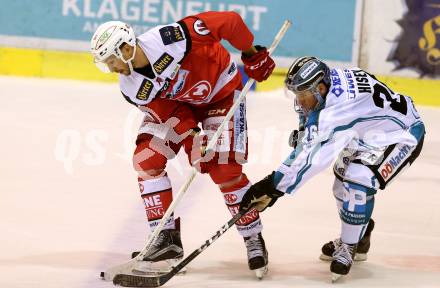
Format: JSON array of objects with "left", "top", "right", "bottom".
[
  {"left": 300, "top": 62, "right": 318, "bottom": 79},
  {"left": 95, "top": 26, "right": 116, "bottom": 50}
]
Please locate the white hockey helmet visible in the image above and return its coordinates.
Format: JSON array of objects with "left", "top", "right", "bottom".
[{"left": 90, "top": 21, "right": 137, "bottom": 73}]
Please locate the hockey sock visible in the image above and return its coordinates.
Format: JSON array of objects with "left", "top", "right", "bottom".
[
  {"left": 332, "top": 178, "right": 344, "bottom": 211},
  {"left": 339, "top": 181, "right": 376, "bottom": 244},
  {"left": 220, "top": 174, "right": 262, "bottom": 238},
  {"left": 138, "top": 174, "right": 175, "bottom": 232}
]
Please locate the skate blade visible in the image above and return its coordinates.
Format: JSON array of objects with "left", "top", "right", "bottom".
[
  {"left": 354, "top": 253, "right": 367, "bottom": 261},
  {"left": 131, "top": 259, "right": 187, "bottom": 276},
  {"left": 331, "top": 272, "right": 343, "bottom": 283},
  {"left": 254, "top": 265, "right": 268, "bottom": 280},
  {"left": 319, "top": 254, "right": 333, "bottom": 261},
  {"left": 321, "top": 253, "right": 367, "bottom": 262}
]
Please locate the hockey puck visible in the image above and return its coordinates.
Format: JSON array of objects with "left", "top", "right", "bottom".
[{"left": 100, "top": 271, "right": 105, "bottom": 279}]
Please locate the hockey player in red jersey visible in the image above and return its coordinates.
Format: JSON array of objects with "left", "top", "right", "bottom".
[{"left": 90, "top": 11, "right": 275, "bottom": 278}]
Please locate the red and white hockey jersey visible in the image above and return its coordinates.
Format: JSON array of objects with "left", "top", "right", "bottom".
[{"left": 119, "top": 11, "right": 254, "bottom": 107}]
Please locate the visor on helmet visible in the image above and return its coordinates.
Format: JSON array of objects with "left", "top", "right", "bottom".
[
  {"left": 93, "top": 58, "right": 112, "bottom": 73},
  {"left": 286, "top": 70, "right": 325, "bottom": 93}
]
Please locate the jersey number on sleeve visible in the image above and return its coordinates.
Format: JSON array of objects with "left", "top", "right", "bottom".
[{"left": 371, "top": 83, "right": 408, "bottom": 115}]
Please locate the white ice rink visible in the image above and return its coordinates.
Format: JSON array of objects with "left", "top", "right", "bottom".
[{"left": 1, "top": 76, "right": 439, "bottom": 288}]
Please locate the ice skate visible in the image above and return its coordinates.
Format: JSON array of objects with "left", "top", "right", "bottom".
[
  {"left": 320, "top": 218, "right": 375, "bottom": 261},
  {"left": 330, "top": 242, "right": 356, "bottom": 283},
  {"left": 355, "top": 218, "right": 375, "bottom": 261},
  {"left": 320, "top": 237, "right": 342, "bottom": 261},
  {"left": 131, "top": 229, "right": 186, "bottom": 275},
  {"left": 244, "top": 233, "right": 269, "bottom": 279}
]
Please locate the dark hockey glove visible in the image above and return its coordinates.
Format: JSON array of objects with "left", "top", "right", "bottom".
[
  {"left": 288, "top": 130, "right": 300, "bottom": 148},
  {"left": 288, "top": 128, "right": 305, "bottom": 148},
  {"left": 240, "top": 171, "right": 285, "bottom": 212},
  {"left": 241, "top": 45, "right": 275, "bottom": 82}
]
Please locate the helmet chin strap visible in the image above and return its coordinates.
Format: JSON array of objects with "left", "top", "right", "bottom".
[
  {"left": 120, "top": 44, "right": 137, "bottom": 75},
  {"left": 127, "top": 61, "right": 134, "bottom": 75},
  {"left": 312, "top": 87, "right": 325, "bottom": 107}
]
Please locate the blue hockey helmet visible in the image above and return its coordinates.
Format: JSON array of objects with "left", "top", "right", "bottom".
[
  {"left": 285, "top": 56, "right": 331, "bottom": 93},
  {"left": 284, "top": 56, "right": 331, "bottom": 114}
]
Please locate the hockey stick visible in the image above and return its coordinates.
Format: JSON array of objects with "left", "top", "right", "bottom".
[
  {"left": 101, "top": 19, "right": 291, "bottom": 282},
  {"left": 113, "top": 208, "right": 249, "bottom": 287}
]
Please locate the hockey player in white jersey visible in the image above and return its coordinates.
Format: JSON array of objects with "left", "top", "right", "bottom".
[{"left": 239, "top": 56, "right": 425, "bottom": 282}]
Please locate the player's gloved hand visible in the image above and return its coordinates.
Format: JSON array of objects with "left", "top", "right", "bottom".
[
  {"left": 239, "top": 171, "right": 285, "bottom": 212},
  {"left": 288, "top": 130, "right": 300, "bottom": 148},
  {"left": 288, "top": 127, "right": 305, "bottom": 148},
  {"left": 241, "top": 45, "right": 275, "bottom": 82}
]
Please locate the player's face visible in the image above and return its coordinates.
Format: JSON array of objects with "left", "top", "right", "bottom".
[
  {"left": 104, "top": 55, "right": 130, "bottom": 76},
  {"left": 295, "top": 90, "right": 318, "bottom": 113}
]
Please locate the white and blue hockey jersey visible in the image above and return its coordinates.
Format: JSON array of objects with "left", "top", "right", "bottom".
[{"left": 274, "top": 68, "right": 425, "bottom": 194}]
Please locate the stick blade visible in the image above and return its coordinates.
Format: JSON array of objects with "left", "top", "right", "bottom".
[{"left": 113, "top": 273, "right": 169, "bottom": 287}]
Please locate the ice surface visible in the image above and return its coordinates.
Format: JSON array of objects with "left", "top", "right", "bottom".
[{"left": 0, "top": 76, "right": 439, "bottom": 288}]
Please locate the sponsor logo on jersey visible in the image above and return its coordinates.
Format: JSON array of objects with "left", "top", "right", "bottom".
[
  {"left": 379, "top": 144, "right": 413, "bottom": 180},
  {"left": 193, "top": 19, "right": 211, "bottom": 35},
  {"left": 153, "top": 53, "right": 174, "bottom": 75},
  {"left": 175, "top": 80, "right": 212, "bottom": 103},
  {"left": 170, "top": 64, "right": 181, "bottom": 80},
  {"left": 159, "top": 25, "right": 185, "bottom": 45},
  {"left": 159, "top": 70, "right": 188, "bottom": 99},
  {"left": 136, "top": 79, "right": 154, "bottom": 101},
  {"left": 300, "top": 62, "right": 318, "bottom": 78},
  {"left": 330, "top": 69, "right": 344, "bottom": 97},
  {"left": 157, "top": 78, "right": 171, "bottom": 98},
  {"left": 169, "top": 69, "right": 189, "bottom": 98},
  {"left": 343, "top": 69, "right": 357, "bottom": 99}
]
